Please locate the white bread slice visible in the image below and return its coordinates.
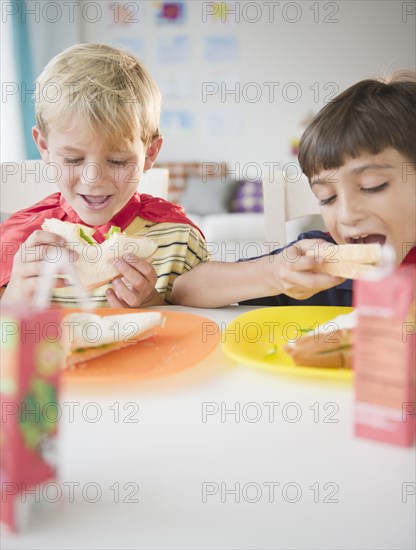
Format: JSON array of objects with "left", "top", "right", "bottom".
[
  {"left": 72, "top": 231, "right": 157, "bottom": 290},
  {"left": 42, "top": 218, "right": 95, "bottom": 245},
  {"left": 100, "top": 232, "right": 157, "bottom": 264},
  {"left": 62, "top": 311, "right": 163, "bottom": 368},
  {"left": 305, "top": 243, "right": 382, "bottom": 279},
  {"left": 313, "top": 260, "right": 376, "bottom": 279},
  {"left": 305, "top": 243, "right": 382, "bottom": 264},
  {"left": 41, "top": 218, "right": 157, "bottom": 290}
]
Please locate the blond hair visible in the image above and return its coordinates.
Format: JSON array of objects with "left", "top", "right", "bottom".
[{"left": 35, "top": 43, "right": 161, "bottom": 147}]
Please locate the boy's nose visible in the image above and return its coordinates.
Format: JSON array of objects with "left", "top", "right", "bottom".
[
  {"left": 337, "top": 194, "right": 365, "bottom": 227},
  {"left": 80, "top": 161, "right": 103, "bottom": 186}
]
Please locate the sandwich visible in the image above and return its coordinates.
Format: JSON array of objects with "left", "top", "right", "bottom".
[
  {"left": 62, "top": 311, "right": 164, "bottom": 367},
  {"left": 41, "top": 218, "right": 157, "bottom": 292},
  {"left": 283, "top": 311, "right": 357, "bottom": 369},
  {"left": 306, "top": 243, "right": 382, "bottom": 279}
]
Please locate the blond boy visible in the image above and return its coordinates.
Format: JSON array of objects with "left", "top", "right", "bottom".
[{"left": 1, "top": 44, "right": 208, "bottom": 307}]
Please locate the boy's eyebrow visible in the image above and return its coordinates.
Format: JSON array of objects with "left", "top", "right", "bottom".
[
  {"left": 310, "top": 179, "right": 326, "bottom": 187},
  {"left": 57, "top": 146, "right": 132, "bottom": 154},
  {"left": 58, "top": 146, "right": 84, "bottom": 153},
  {"left": 311, "top": 163, "right": 395, "bottom": 186},
  {"left": 350, "top": 163, "right": 395, "bottom": 174}
]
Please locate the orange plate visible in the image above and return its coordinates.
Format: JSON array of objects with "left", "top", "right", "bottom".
[{"left": 63, "top": 309, "right": 219, "bottom": 383}]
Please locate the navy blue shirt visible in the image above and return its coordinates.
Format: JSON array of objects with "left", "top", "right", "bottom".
[{"left": 240, "top": 230, "right": 353, "bottom": 307}]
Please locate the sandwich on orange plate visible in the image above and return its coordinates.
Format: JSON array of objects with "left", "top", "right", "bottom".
[{"left": 61, "top": 310, "right": 164, "bottom": 368}]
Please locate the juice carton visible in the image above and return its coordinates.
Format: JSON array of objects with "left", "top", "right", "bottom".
[
  {"left": 0, "top": 306, "right": 64, "bottom": 532},
  {"left": 353, "top": 265, "right": 416, "bottom": 446}
]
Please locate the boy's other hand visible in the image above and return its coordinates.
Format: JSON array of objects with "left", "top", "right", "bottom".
[
  {"left": 106, "top": 256, "right": 165, "bottom": 308},
  {"left": 2, "top": 230, "right": 75, "bottom": 304},
  {"left": 269, "top": 238, "right": 345, "bottom": 300}
]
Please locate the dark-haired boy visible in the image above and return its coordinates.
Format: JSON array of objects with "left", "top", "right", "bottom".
[{"left": 171, "top": 74, "right": 416, "bottom": 307}]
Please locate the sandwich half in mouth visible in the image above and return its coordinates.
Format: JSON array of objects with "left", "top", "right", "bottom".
[{"left": 305, "top": 241, "right": 384, "bottom": 278}]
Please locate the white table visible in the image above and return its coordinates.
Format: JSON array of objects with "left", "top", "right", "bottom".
[{"left": 2, "top": 306, "right": 415, "bottom": 550}]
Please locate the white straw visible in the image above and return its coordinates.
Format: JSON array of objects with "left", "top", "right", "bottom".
[
  {"left": 362, "top": 244, "right": 396, "bottom": 281},
  {"left": 33, "top": 255, "right": 94, "bottom": 311}
]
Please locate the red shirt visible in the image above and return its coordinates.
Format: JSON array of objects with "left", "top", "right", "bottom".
[{"left": 402, "top": 246, "right": 416, "bottom": 266}]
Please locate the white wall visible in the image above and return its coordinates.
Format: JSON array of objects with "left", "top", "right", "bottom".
[
  {"left": 0, "top": 15, "right": 25, "bottom": 161},
  {"left": 1, "top": 0, "right": 415, "bottom": 172},
  {"left": 83, "top": 0, "right": 415, "bottom": 176},
  {"left": 0, "top": 1, "right": 82, "bottom": 162}
]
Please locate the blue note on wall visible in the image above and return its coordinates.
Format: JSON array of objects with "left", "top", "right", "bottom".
[
  {"left": 204, "top": 35, "right": 239, "bottom": 62},
  {"left": 157, "top": 35, "right": 190, "bottom": 63}
]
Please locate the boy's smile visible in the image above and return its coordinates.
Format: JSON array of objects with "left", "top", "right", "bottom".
[
  {"left": 311, "top": 148, "right": 416, "bottom": 263},
  {"left": 33, "top": 122, "right": 162, "bottom": 226},
  {"left": 80, "top": 195, "right": 112, "bottom": 209}
]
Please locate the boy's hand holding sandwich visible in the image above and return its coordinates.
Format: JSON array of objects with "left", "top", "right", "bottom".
[
  {"left": 171, "top": 238, "right": 346, "bottom": 308},
  {"left": 265, "top": 239, "right": 348, "bottom": 301},
  {"left": 105, "top": 252, "right": 163, "bottom": 308},
  {"left": 172, "top": 239, "right": 383, "bottom": 308},
  {"left": 3, "top": 218, "right": 164, "bottom": 308},
  {"left": 42, "top": 218, "right": 164, "bottom": 308},
  {"left": 262, "top": 240, "right": 382, "bottom": 301},
  {"left": 2, "top": 228, "right": 75, "bottom": 305}
]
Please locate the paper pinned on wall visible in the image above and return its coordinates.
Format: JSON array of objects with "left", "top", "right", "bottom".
[
  {"left": 204, "top": 35, "right": 239, "bottom": 62},
  {"left": 113, "top": 37, "right": 146, "bottom": 60},
  {"left": 203, "top": 108, "right": 243, "bottom": 137},
  {"left": 155, "top": 67, "right": 194, "bottom": 99},
  {"left": 161, "top": 110, "right": 194, "bottom": 136},
  {"left": 153, "top": 1, "right": 187, "bottom": 24},
  {"left": 204, "top": 66, "right": 241, "bottom": 88},
  {"left": 156, "top": 35, "right": 191, "bottom": 63}
]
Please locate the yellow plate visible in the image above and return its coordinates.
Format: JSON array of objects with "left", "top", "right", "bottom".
[{"left": 221, "top": 306, "right": 354, "bottom": 381}]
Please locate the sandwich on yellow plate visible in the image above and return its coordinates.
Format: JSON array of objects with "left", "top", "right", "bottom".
[
  {"left": 41, "top": 218, "right": 157, "bottom": 300},
  {"left": 61, "top": 311, "right": 164, "bottom": 368},
  {"left": 306, "top": 243, "right": 382, "bottom": 279},
  {"left": 283, "top": 311, "right": 357, "bottom": 369}
]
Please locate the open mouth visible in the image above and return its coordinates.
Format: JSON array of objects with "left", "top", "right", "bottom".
[
  {"left": 346, "top": 234, "right": 386, "bottom": 245},
  {"left": 79, "top": 195, "right": 112, "bottom": 210}
]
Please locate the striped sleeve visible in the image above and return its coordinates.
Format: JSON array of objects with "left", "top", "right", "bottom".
[{"left": 126, "top": 220, "right": 210, "bottom": 303}]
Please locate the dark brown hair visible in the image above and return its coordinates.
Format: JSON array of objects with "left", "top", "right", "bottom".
[{"left": 298, "top": 72, "right": 416, "bottom": 179}]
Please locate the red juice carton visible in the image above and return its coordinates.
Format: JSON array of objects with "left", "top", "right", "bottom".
[
  {"left": 0, "top": 305, "right": 64, "bottom": 532},
  {"left": 353, "top": 265, "right": 416, "bottom": 447}
]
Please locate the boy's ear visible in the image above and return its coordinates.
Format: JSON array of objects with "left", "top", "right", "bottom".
[
  {"left": 32, "top": 126, "right": 50, "bottom": 162},
  {"left": 144, "top": 136, "right": 163, "bottom": 171}
]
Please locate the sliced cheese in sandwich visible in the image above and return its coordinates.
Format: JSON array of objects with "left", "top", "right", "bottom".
[{"left": 62, "top": 311, "right": 164, "bottom": 367}]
